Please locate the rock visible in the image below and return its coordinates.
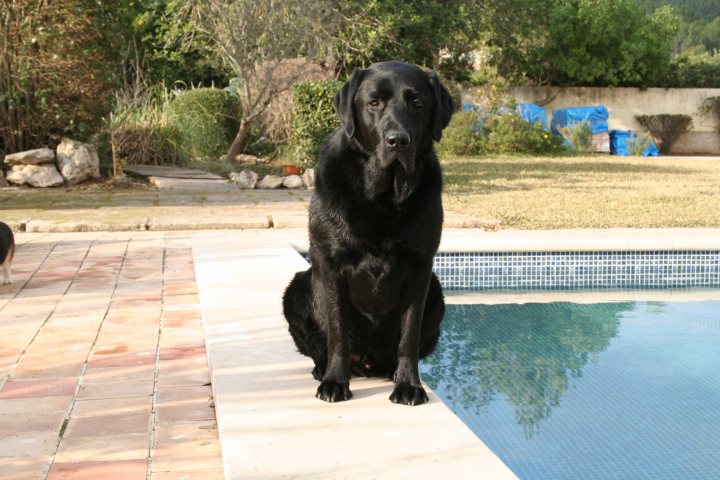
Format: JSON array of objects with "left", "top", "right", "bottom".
[
  {"left": 56, "top": 137, "right": 100, "bottom": 185},
  {"left": 6, "top": 164, "right": 64, "bottom": 187},
  {"left": 233, "top": 154, "right": 259, "bottom": 165},
  {"left": 282, "top": 174, "right": 304, "bottom": 189},
  {"left": 230, "top": 170, "right": 258, "bottom": 189},
  {"left": 4, "top": 148, "right": 55, "bottom": 166},
  {"left": 302, "top": 168, "right": 315, "bottom": 190},
  {"left": 256, "top": 174, "right": 284, "bottom": 189}
]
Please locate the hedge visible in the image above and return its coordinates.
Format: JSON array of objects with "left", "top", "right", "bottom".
[{"left": 291, "top": 80, "right": 342, "bottom": 167}]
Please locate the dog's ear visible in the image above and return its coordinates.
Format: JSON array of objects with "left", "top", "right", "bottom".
[
  {"left": 333, "top": 69, "right": 366, "bottom": 139},
  {"left": 428, "top": 71, "right": 454, "bottom": 142}
]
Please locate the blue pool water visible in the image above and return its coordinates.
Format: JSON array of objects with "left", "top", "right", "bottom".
[{"left": 420, "top": 300, "right": 720, "bottom": 480}]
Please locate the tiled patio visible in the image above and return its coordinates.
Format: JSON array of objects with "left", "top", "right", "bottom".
[{"left": 0, "top": 232, "right": 222, "bottom": 479}]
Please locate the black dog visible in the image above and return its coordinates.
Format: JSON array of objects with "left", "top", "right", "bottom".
[
  {"left": 283, "top": 61, "right": 453, "bottom": 406},
  {"left": 1, "top": 222, "right": 14, "bottom": 285}
]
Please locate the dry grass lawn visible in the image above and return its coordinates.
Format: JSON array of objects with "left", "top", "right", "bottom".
[{"left": 441, "top": 155, "right": 720, "bottom": 229}]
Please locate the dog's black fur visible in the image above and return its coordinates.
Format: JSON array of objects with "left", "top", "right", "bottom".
[
  {"left": 1, "top": 222, "right": 15, "bottom": 285},
  {"left": 282, "top": 61, "right": 453, "bottom": 405}
]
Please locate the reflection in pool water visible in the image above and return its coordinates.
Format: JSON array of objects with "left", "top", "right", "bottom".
[{"left": 421, "top": 301, "right": 720, "bottom": 480}]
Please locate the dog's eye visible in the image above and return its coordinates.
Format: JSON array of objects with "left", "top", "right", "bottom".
[
  {"left": 413, "top": 99, "right": 424, "bottom": 109},
  {"left": 369, "top": 99, "right": 380, "bottom": 107}
]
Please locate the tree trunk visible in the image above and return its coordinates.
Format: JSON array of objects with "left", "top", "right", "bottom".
[{"left": 226, "top": 119, "right": 251, "bottom": 162}]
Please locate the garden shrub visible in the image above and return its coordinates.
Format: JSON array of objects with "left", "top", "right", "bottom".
[
  {"left": 634, "top": 114, "right": 692, "bottom": 154},
  {"left": 557, "top": 121, "right": 593, "bottom": 154},
  {"left": 438, "top": 110, "right": 564, "bottom": 156},
  {"left": 170, "top": 88, "right": 241, "bottom": 160},
  {"left": 109, "top": 85, "right": 182, "bottom": 170},
  {"left": 437, "top": 110, "right": 484, "bottom": 156},
  {"left": 700, "top": 96, "right": 720, "bottom": 134},
  {"left": 291, "top": 80, "right": 342, "bottom": 167},
  {"left": 483, "top": 113, "right": 565, "bottom": 155}
]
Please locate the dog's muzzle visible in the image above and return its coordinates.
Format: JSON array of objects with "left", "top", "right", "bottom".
[{"left": 382, "top": 130, "right": 415, "bottom": 173}]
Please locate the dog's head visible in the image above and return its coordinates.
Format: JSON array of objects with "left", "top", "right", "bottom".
[{"left": 333, "top": 61, "right": 453, "bottom": 173}]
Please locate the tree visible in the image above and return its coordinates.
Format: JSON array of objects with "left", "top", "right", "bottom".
[
  {"left": 484, "top": 0, "right": 679, "bottom": 87},
  {"left": 331, "top": 1, "right": 484, "bottom": 81},
  {"left": 198, "top": 0, "right": 335, "bottom": 161}
]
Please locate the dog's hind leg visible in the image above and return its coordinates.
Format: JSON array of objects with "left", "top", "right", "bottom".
[
  {"left": 419, "top": 272, "right": 445, "bottom": 359},
  {"left": 282, "top": 268, "right": 327, "bottom": 380},
  {"left": 1, "top": 243, "right": 12, "bottom": 285}
]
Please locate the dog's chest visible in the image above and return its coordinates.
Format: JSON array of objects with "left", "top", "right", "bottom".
[{"left": 345, "top": 249, "right": 410, "bottom": 316}]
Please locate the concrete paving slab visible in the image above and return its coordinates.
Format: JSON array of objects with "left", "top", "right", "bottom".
[{"left": 191, "top": 230, "right": 518, "bottom": 480}]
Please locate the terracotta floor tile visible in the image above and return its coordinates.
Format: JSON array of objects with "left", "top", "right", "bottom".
[
  {"left": 0, "top": 431, "right": 59, "bottom": 457},
  {"left": 0, "top": 378, "right": 78, "bottom": 399},
  {"left": 151, "top": 440, "right": 222, "bottom": 472},
  {"left": 0, "top": 455, "right": 51, "bottom": 480},
  {"left": 155, "top": 402, "right": 216, "bottom": 423},
  {"left": 0, "top": 395, "right": 73, "bottom": 415},
  {"left": 71, "top": 396, "right": 152, "bottom": 418},
  {"left": 156, "top": 364, "right": 210, "bottom": 388},
  {"left": 11, "top": 362, "right": 85, "bottom": 380},
  {"left": 64, "top": 411, "right": 151, "bottom": 438},
  {"left": 158, "top": 346, "right": 207, "bottom": 361},
  {"left": 48, "top": 459, "right": 147, "bottom": 480},
  {"left": 0, "top": 412, "right": 65, "bottom": 434},
  {"left": 77, "top": 381, "right": 154, "bottom": 401},
  {"left": 54, "top": 434, "right": 149, "bottom": 462},
  {"left": 150, "top": 468, "right": 224, "bottom": 480},
  {"left": 153, "top": 421, "right": 218, "bottom": 446},
  {"left": 156, "top": 385, "right": 211, "bottom": 401},
  {"left": 82, "top": 365, "right": 155, "bottom": 384},
  {"left": 87, "top": 351, "right": 156, "bottom": 369}
]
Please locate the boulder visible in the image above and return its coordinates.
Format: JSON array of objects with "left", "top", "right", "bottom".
[
  {"left": 256, "top": 174, "right": 284, "bottom": 189},
  {"left": 6, "top": 164, "right": 64, "bottom": 187},
  {"left": 302, "top": 168, "right": 315, "bottom": 190},
  {"left": 4, "top": 148, "right": 55, "bottom": 166},
  {"left": 56, "top": 137, "right": 100, "bottom": 185},
  {"left": 230, "top": 170, "right": 259, "bottom": 189},
  {"left": 282, "top": 174, "right": 304, "bottom": 189}
]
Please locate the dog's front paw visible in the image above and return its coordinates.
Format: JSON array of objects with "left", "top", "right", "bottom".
[
  {"left": 316, "top": 379, "right": 352, "bottom": 403},
  {"left": 389, "top": 382, "right": 429, "bottom": 406}
]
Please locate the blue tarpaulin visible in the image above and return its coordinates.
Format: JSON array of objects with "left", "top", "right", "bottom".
[
  {"left": 517, "top": 103, "right": 548, "bottom": 130},
  {"left": 609, "top": 130, "right": 659, "bottom": 156},
  {"left": 551, "top": 106, "right": 609, "bottom": 135}
]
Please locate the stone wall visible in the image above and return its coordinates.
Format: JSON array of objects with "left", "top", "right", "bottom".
[{"left": 471, "top": 87, "right": 720, "bottom": 155}]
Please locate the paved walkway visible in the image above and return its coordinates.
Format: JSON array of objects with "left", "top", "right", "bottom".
[{"left": 0, "top": 232, "right": 222, "bottom": 479}]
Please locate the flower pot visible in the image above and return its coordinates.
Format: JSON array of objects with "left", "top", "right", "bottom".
[{"left": 283, "top": 164, "right": 302, "bottom": 175}]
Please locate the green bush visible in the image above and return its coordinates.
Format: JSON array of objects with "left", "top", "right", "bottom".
[
  {"left": 170, "top": 88, "right": 241, "bottom": 160},
  {"left": 634, "top": 114, "right": 692, "bottom": 154},
  {"left": 291, "top": 80, "right": 342, "bottom": 167},
  {"left": 483, "top": 113, "right": 565, "bottom": 155},
  {"left": 438, "top": 109, "right": 564, "bottom": 156},
  {"left": 437, "top": 110, "right": 484, "bottom": 155},
  {"left": 557, "top": 121, "right": 593, "bottom": 154}
]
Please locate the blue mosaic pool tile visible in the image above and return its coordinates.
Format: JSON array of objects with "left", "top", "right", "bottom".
[{"left": 434, "top": 251, "right": 720, "bottom": 290}]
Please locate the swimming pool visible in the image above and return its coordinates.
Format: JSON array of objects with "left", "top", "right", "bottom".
[{"left": 421, "top": 299, "right": 720, "bottom": 480}]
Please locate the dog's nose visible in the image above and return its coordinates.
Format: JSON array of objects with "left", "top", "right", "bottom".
[{"left": 385, "top": 130, "right": 410, "bottom": 150}]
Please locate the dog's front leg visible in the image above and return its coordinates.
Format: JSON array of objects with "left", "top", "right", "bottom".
[
  {"left": 390, "top": 271, "right": 431, "bottom": 406},
  {"left": 312, "top": 268, "right": 352, "bottom": 402}
]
